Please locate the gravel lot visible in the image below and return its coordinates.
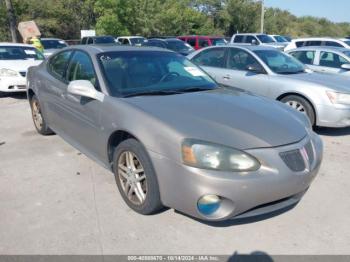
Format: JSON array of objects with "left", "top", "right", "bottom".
[{"left": 0, "top": 93, "right": 349, "bottom": 255}]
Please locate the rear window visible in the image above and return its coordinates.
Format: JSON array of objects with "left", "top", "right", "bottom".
[
  {"left": 41, "top": 39, "right": 67, "bottom": 49},
  {"left": 324, "top": 41, "right": 343, "bottom": 47},
  {"left": 0, "top": 46, "right": 44, "bottom": 60},
  {"left": 94, "top": 36, "right": 115, "bottom": 44}
]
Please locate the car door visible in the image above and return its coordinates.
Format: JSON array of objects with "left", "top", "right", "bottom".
[
  {"left": 221, "top": 48, "right": 271, "bottom": 97},
  {"left": 191, "top": 47, "right": 227, "bottom": 82},
  {"left": 41, "top": 50, "right": 73, "bottom": 133},
  {"left": 62, "top": 50, "right": 105, "bottom": 160},
  {"left": 317, "top": 51, "right": 350, "bottom": 75}
]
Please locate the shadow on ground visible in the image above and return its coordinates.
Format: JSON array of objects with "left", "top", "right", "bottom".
[
  {"left": 0, "top": 92, "right": 27, "bottom": 100},
  {"left": 315, "top": 126, "right": 350, "bottom": 136},
  {"left": 228, "top": 251, "right": 274, "bottom": 262}
]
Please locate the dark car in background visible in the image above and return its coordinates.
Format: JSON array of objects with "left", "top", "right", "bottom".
[
  {"left": 41, "top": 38, "right": 68, "bottom": 57},
  {"left": 178, "top": 35, "right": 227, "bottom": 50},
  {"left": 142, "top": 38, "right": 194, "bottom": 56},
  {"left": 81, "top": 35, "right": 118, "bottom": 45}
]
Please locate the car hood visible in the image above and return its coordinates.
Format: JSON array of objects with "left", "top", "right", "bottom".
[
  {"left": 0, "top": 60, "right": 42, "bottom": 72},
  {"left": 126, "top": 88, "right": 307, "bottom": 150},
  {"left": 281, "top": 72, "right": 350, "bottom": 92}
]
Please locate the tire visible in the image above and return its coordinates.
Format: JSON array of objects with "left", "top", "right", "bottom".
[
  {"left": 281, "top": 95, "right": 316, "bottom": 126},
  {"left": 113, "top": 138, "right": 163, "bottom": 215},
  {"left": 30, "top": 95, "right": 54, "bottom": 135}
]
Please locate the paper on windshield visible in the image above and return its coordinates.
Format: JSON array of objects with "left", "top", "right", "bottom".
[
  {"left": 24, "top": 50, "right": 36, "bottom": 55},
  {"left": 184, "top": 67, "right": 206, "bottom": 77}
]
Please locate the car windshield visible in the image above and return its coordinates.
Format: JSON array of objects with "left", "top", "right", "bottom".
[
  {"left": 95, "top": 37, "right": 116, "bottom": 44},
  {"left": 254, "top": 50, "right": 305, "bottom": 74},
  {"left": 41, "top": 39, "right": 67, "bottom": 49},
  {"left": 166, "top": 40, "right": 193, "bottom": 52},
  {"left": 257, "top": 35, "right": 275, "bottom": 43},
  {"left": 343, "top": 40, "right": 350, "bottom": 46},
  {"left": 98, "top": 51, "right": 218, "bottom": 97},
  {"left": 273, "top": 35, "right": 288, "bottom": 43},
  {"left": 210, "top": 38, "right": 227, "bottom": 46},
  {"left": 343, "top": 51, "right": 350, "bottom": 57},
  {"left": 0, "top": 46, "right": 44, "bottom": 60},
  {"left": 130, "top": 38, "right": 145, "bottom": 45}
]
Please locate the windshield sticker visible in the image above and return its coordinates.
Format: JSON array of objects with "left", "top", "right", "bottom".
[
  {"left": 24, "top": 50, "right": 36, "bottom": 55},
  {"left": 58, "top": 40, "right": 65, "bottom": 44},
  {"left": 184, "top": 67, "right": 206, "bottom": 77}
]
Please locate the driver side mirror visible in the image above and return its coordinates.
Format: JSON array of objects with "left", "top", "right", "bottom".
[
  {"left": 341, "top": 63, "right": 350, "bottom": 70},
  {"left": 246, "top": 64, "right": 265, "bottom": 74},
  {"left": 67, "top": 80, "right": 104, "bottom": 102}
]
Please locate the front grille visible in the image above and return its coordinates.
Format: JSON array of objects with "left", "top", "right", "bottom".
[
  {"left": 280, "top": 149, "right": 306, "bottom": 172},
  {"left": 19, "top": 71, "right": 26, "bottom": 77}
]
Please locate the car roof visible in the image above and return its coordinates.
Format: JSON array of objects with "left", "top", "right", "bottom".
[
  {"left": 117, "top": 36, "right": 144, "bottom": 39},
  {"left": 287, "top": 46, "right": 350, "bottom": 53},
  {"left": 234, "top": 33, "right": 267, "bottom": 36},
  {"left": 178, "top": 35, "right": 224, "bottom": 38},
  {"left": 64, "top": 45, "right": 174, "bottom": 55},
  {"left": 0, "top": 42, "right": 35, "bottom": 48},
  {"left": 292, "top": 37, "right": 343, "bottom": 42},
  {"left": 227, "top": 43, "right": 277, "bottom": 51}
]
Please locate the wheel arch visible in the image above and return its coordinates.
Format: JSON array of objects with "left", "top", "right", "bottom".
[
  {"left": 27, "top": 88, "right": 35, "bottom": 101},
  {"left": 276, "top": 92, "right": 317, "bottom": 124}
]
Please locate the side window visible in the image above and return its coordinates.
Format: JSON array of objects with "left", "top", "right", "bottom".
[
  {"left": 245, "top": 35, "right": 258, "bottom": 44},
  {"left": 295, "top": 41, "right": 305, "bottom": 48},
  {"left": 122, "top": 39, "right": 130, "bottom": 45},
  {"left": 198, "top": 39, "right": 209, "bottom": 48},
  {"left": 233, "top": 35, "right": 244, "bottom": 43},
  {"left": 48, "top": 51, "right": 72, "bottom": 81},
  {"left": 290, "top": 51, "right": 315, "bottom": 65},
  {"left": 187, "top": 38, "right": 196, "bottom": 47},
  {"left": 87, "top": 38, "right": 93, "bottom": 45},
  {"left": 324, "top": 41, "right": 343, "bottom": 47},
  {"left": 67, "top": 51, "right": 98, "bottom": 88},
  {"left": 118, "top": 38, "right": 124, "bottom": 44},
  {"left": 192, "top": 48, "right": 226, "bottom": 68},
  {"left": 319, "top": 52, "right": 348, "bottom": 68},
  {"left": 305, "top": 41, "right": 322, "bottom": 47},
  {"left": 227, "top": 48, "right": 261, "bottom": 71},
  {"left": 81, "top": 38, "right": 87, "bottom": 44}
]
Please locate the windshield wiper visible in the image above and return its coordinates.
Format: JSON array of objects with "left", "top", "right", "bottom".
[
  {"left": 176, "top": 87, "right": 214, "bottom": 93},
  {"left": 123, "top": 90, "right": 182, "bottom": 98}
]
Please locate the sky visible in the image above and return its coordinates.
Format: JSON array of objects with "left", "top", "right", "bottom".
[{"left": 264, "top": 0, "right": 349, "bottom": 23}]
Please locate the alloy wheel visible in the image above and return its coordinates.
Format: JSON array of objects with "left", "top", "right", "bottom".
[
  {"left": 285, "top": 100, "right": 306, "bottom": 114},
  {"left": 32, "top": 100, "right": 43, "bottom": 130},
  {"left": 118, "top": 151, "right": 147, "bottom": 206}
]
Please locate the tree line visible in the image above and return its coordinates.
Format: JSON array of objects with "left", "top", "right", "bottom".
[{"left": 0, "top": 0, "right": 350, "bottom": 42}]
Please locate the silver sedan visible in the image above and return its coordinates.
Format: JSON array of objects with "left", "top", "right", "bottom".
[
  {"left": 27, "top": 45, "right": 322, "bottom": 221},
  {"left": 188, "top": 45, "right": 350, "bottom": 128},
  {"left": 287, "top": 46, "right": 350, "bottom": 77}
]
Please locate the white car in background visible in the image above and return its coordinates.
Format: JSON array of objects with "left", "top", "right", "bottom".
[
  {"left": 284, "top": 37, "right": 350, "bottom": 51},
  {"left": 0, "top": 43, "right": 44, "bottom": 94},
  {"left": 116, "top": 36, "right": 146, "bottom": 46},
  {"left": 230, "top": 33, "right": 286, "bottom": 50},
  {"left": 287, "top": 46, "right": 350, "bottom": 77}
]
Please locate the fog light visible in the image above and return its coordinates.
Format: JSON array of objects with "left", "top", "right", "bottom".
[{"left": 197, "top": 195, "right": 221, "bottom": 215}]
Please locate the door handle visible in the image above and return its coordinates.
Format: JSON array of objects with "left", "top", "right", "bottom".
[{"left": 223, "top": 75, "right": 231, "bottom": 80}]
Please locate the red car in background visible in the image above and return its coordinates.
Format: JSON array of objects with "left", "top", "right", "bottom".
[{"left": 177, "top": 35, "right": 227, "bottom": 50}]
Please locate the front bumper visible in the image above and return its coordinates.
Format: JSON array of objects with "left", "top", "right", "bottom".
[
  {"left": 149, "top": 133, "right": 323, "bottom": 221},
  {"left": 316, "top": 104, "right": 350, "bottom": 128},
  {"left": 0, "top": 75, "right": 27, "bottom": 93}
]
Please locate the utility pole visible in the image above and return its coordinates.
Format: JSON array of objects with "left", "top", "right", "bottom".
[
  {"left": 260, "top": 0, "right": 265, "bottom": 33},
  {"left": 4, "top": 0, "right": 18, "bottom": 42}
]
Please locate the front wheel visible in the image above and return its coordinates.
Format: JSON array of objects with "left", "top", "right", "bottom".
[
  {"left": 281, "top": 95, "right": 316, "bottom": 126},
  {"left": 113, "top": 139, "right": 163, "bottom": 215},
  {"left": 30, "top": 95, "right": 54, "bottom": 135}
]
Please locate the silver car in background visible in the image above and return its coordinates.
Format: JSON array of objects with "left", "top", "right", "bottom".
[
  {"left": 188, "top": 45, "right": 350, "bottom": 128},
  {"left": 230, "top": 33, "right": 286, "bottom": 50},
  {"left": 287, "top": 46, "right": 350, "bottom": 77},
  {"left": 41, "top": 38, "right": 68, "bottom": 58},
  {"left": 284, "top": 37, "right": 350, "bottom": 52},
  {"left": 27, "top": 45, "right": 322, "bottom": 222}
]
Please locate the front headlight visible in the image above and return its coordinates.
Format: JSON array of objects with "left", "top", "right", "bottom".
[
  {"left": 326, "top": 91, "right": 350, "bottom": 105},
  {"left": 0, "top": 68, "right": 18, "bottom": 77},
  {"left": 182, "top": 139, "right": 260, "bottom": 172}
]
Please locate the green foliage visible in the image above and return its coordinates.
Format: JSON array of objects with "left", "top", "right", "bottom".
[{"left": 0, "top": 0, "right": 350, "bottom": 41}]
